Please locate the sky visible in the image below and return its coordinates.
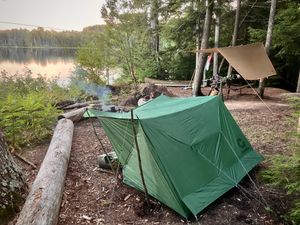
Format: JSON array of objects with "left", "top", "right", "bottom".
[{"left": 0, "top": 0, "right": 106, "bottom": 31}]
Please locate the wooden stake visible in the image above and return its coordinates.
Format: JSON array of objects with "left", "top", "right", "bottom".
[{"left": 130, "top": 109, "right": 149, "bottom": 205}]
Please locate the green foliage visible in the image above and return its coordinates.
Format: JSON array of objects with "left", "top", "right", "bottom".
[
  {"left": 105, "top": 11, "right": 157, "bottom": 82},
  {"left": 0, "top": 72, "right": 83, "bottom": 149},
  {"left": 263, "top": 156, "right": 300, "bottom": 192},
  {"left": 248, "top": 0, "right": 300, "bottom": 90},
  {"left": 76, "top": 35, "right": 110, "bottom": 85},
  {"left": 272, "top": 2, "right": 300, "bottom": 58},
  {"left": 0, "top": 93, "right": 59, "bottom": 149},
  {"left": 47, "top": 79, "right": 83, "bottom": 105},
  {"left": 159, "top": 7, "right": 197, "bottom": 80},
  {"left": 77, "top": 10, "right": 157, "bottom": 85},
  {"left": 290, "top": 202, "right": 300, "bottom": 223},
  {"left": 0, "top": 70, "right": 48, "bottom": 100},
  {"left": 262, "top": 97, "right": 300, "bottom": 224}
]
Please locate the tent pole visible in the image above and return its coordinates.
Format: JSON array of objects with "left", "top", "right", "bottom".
[{"left": 130, "top": 110, "right": 150, "bottom": 206}]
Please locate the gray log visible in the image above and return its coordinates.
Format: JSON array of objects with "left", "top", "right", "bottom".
[
  {"left": 63, "top": 100, "right": 101, "bottom": 110},
  {"left": 58, "top": 107, "right": 87, "bottom": 122},
  {"left": 16, "top": 119, "right": 74, "bottom": 225},
  {"left": 63, "top": 102, "right": 89, "bottom": 110}
]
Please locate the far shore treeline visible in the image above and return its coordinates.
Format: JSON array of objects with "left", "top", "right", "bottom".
[{"left": 0, "top": 25, "right": 104, "bottom": 48}]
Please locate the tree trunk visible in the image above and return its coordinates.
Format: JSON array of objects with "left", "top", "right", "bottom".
[
  {"left": 106, "top": 68, "right": 110, "bottom": 85},
  {"left": 194, "top": 4, "right": 201, "bottom": 91},
  {"left": 297, "top": 69, "right": 300, "bottom": 93},
  {"left": 150, "top": 0, "right": 160, "bottom": 77},
  {"left": 0, "top": 130, "right": 27, "bottom": 223},
  {"left": 227, "top": 0, "right": 241, "bottom": 77},
  {"left": 193, "top": 0, "right": 214, "bottom": 96},
  {"left": 16, "top": 119, "right": 74, "bottom": 225},
  {"left": 258, "top": 0, "right": 277, "bottom": 97},
  {"left": 213, "top": 0, "right": 221, "bottom": 76}
]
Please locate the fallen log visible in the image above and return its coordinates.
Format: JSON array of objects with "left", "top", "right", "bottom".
[
  {"left": 55, "top": 100, "right": 75, "bottom": 109},
  {"left": 16, "top": 119, "right": 74, "bottom": 225},
  {"left": 58, "top": 107, "right": 87, "bottom": 122},
  {"left": 63, "top": 102, "right": 89, "bottom": 110},
  {"left": 144, "top": 77, "right": 190, "bottom": 87},
  {"left": 63, "top": 100, "right": 101, "bottom": 110}
]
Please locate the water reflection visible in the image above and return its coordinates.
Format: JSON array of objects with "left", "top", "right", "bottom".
[
  {"left": 0, "top": 48, "right": 75, "bottom": 64},
  {"left": 0, "top": 48, "right": 76, "bottom": 80}
]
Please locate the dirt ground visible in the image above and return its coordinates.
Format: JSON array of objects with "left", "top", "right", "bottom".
[{"left": 12, "top": 87, "right": 296, "bottom": 225}]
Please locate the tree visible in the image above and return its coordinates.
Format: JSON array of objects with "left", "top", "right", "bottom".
[
  {"left": 193, "top": 0, "right": 214, "bottom": 96},
  {"left": 0, "top": 130, "right": 27, "bottom": 223},
  {"left": 271, "top": 1, "right": 300, "bottom": 93},
  {"left": 213, "top": 0, "right": 221, "bottom": 76},
  {"left": 297, "top": 70, "right": 300, "bottom": 93},
  {"left": 76, "top": 34, "right": 112, "bottom": 85},
  {"left": 150, "top": 0, "right": 160, "bottom": 75},
  {"left": 248, "top": 0, "right": 300, "bottom": 92},
  {"left": 227, "top": 0, "right": 241, "bottom": 77},
  {"left": 258, "top": 0, "right": 277, "bottom": 97}
]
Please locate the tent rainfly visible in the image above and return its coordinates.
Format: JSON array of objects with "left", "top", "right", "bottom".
[
  {"left": 84, "top": 95, "right": 263, "bottom": 218},
  {"left": 199, "top": 42, "right": 276, "bottom": 80}
]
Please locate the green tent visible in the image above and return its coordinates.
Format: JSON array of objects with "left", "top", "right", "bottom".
[{"left": 85, "top": 95, "right": 263, "bottom": 218}]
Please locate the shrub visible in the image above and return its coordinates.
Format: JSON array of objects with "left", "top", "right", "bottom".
[
  {"left": 262, "top": 96, "right": 300, "bottom": 224},
  {"left": 0, "top": 92, "right": 60, "bottom": 149},
  {"left": 0, "top": 72, "right": 84, "bottom": 149}
]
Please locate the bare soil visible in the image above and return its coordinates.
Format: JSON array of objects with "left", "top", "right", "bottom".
[{"left": 12, "top": 87, "right": 296, "bottom": 225}]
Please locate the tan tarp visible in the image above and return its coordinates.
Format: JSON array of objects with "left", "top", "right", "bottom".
[{"left": 198, "top": 43, "right": 276, "bottom": 80}]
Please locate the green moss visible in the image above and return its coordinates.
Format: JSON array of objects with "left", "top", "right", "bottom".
[{"left": 0, "top": 205, "right": 15, "bottom": 224}]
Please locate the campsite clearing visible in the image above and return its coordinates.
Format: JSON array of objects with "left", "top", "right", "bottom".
[{"left": 12, "top": 87, "right": 293, "bottom": 225}]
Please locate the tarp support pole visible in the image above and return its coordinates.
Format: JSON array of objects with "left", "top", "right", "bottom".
[{"left": 130, "top": 110, "right": 150, "bottom": 206}]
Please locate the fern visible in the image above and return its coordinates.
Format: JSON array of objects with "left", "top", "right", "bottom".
[{"left": 262, "top": 96, "right": 300, "bottom": 224}]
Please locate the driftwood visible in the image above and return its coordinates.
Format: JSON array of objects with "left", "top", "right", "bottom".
[
  {"left": 58, "top": 107, "right": 87, "bottom": 122},
  {"left": 16, "top": 119, "right": 74, "bottom": 225}
]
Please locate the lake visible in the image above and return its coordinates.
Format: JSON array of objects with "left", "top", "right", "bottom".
[{"left": 0, "top": 48, "right": 76, "bottom": 86}]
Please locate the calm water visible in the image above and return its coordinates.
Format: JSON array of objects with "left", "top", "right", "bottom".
[{"left": 0, "top": 48, "right": 76, "bottom": 85}]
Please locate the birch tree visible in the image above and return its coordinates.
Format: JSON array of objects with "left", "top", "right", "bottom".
[
  {"left": 227, "top": 0, "right": 241, "bottom": 77},
  {"left": 258, "top": 0, "right": 277, "bottom": 97},
  {"left": 213, "top": 0, "right": 221, "bottom": 76},
  {"left": 193, "top": 0, "right": 214, "bottom": 96},
  {"left": 150, "top": 0, "right": 160, "bottom": 74}
]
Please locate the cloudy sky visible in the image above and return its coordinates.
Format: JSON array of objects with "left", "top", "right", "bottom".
[{"left": 0, "top": 0, "right": 106, "bottom": 31}]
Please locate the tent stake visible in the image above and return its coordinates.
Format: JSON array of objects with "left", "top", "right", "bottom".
[{"left": 130, "top": 109, "right": 150, "bottom": 206}]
